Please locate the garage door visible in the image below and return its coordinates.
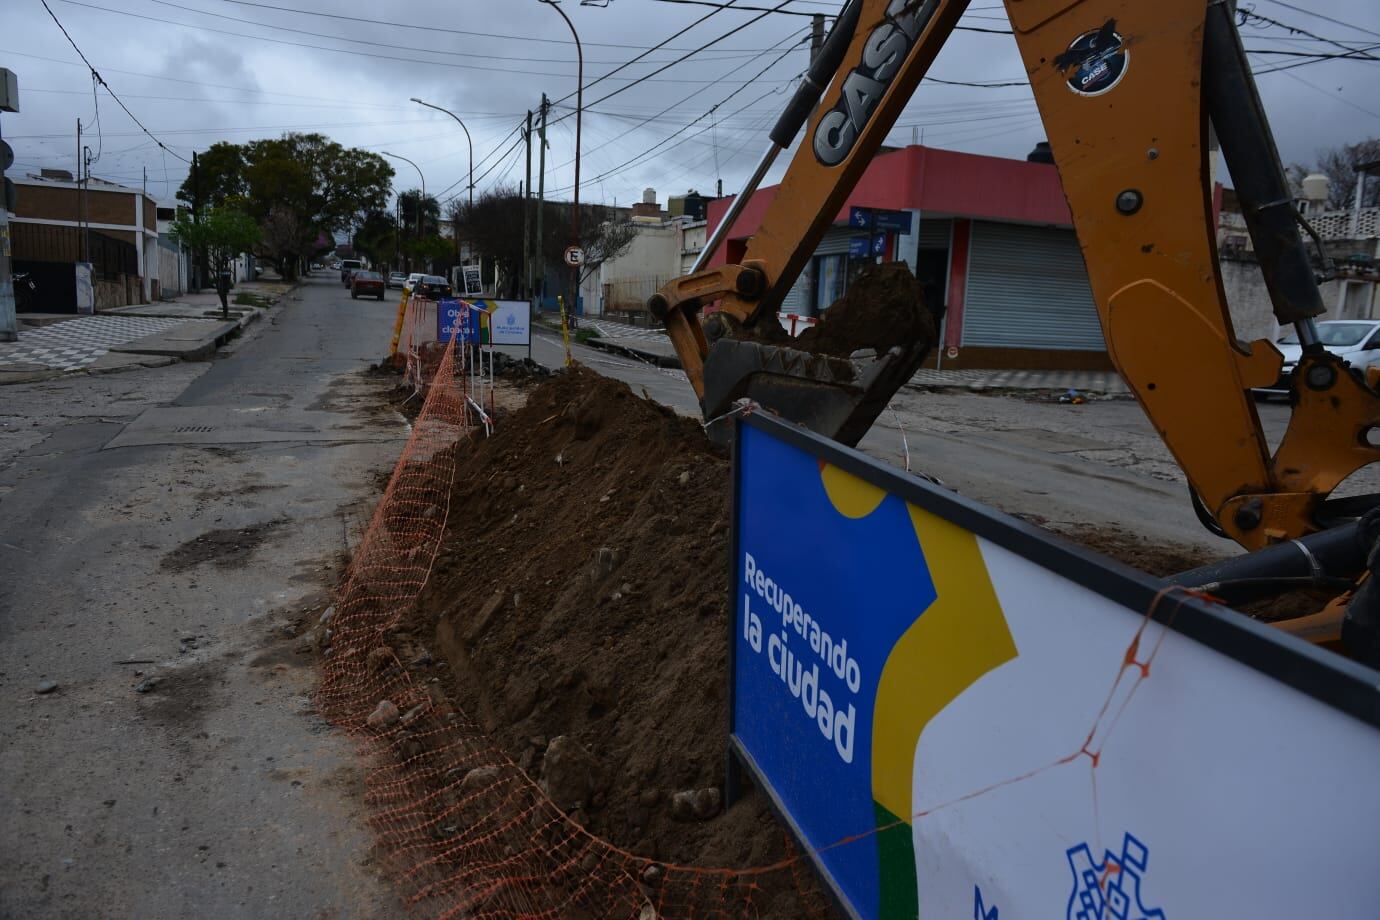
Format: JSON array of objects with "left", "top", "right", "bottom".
[{"left": 962, "top": 221, "right": 1103, "bottom": 350}]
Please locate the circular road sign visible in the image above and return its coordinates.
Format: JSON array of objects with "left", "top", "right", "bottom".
[{"left": 563, "top": 246, "right": 584, "bottom": 267}]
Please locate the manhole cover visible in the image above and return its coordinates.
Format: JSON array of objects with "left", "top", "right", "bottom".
[{"left": 173, "top": 425, "right": 215, "bottom": 433}]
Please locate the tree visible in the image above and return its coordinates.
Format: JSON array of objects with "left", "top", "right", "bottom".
[
  {"left": 398, "top": 189, "right": 441, "bottom": 238},
  {"left": 448, "top": 186, "right": 638, "bottom": 298},
  {"left": 177, "top": 133, "right": 394, "bottom": 255},
  {"left": 1290, "top": 137, "right": 1380, "bottom": 210},
  {"left": 259, "top": 206, "right": 316, "bottom": 281},
  {"left": 170, "top": 206, "right": 261, "bottom": 318},
  {"left": 353, "top": 209, "right": 399, "bottom": 270}
]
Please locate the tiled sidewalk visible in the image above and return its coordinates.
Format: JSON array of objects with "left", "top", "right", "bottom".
[{"left": 0, "top": 316, "right": 191, "bottom": 371}]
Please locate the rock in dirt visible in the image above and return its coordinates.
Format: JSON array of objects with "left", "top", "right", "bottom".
[
  {"left": 134, "top": 677, "right": 161, "bottom": 694},
  {"left": 34, "top": 680, "right": 58, "bottom": 695},
  {"left": 366, "top": 646, "right": 393, "bottom": 670},
  {"left": 669, "top": 788, "right": 722, "bottom": 822},
  {"left": 459, "top": 765, "right": 501, "bottom": 793},
  {"left": 541, "top": 735, "right": 598, "bottom": 810},
  {"left": 367, "top": 699, "right": 400, "bottom": 729}
]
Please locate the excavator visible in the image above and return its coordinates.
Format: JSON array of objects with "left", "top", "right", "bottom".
[{"left": 647, "top": 0, "right": 1380, "bottom": 663}]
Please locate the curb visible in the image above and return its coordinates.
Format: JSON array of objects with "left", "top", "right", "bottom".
[{"left": 586, "top": 335, "right": 683, "bottom": 369}]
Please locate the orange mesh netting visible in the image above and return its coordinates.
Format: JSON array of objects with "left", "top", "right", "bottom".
[{"left": 318, "top": 338, "right": 823, "bottom": 918}]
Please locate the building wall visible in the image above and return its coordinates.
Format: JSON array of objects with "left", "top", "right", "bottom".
[
  {"left": 14, "top": 183, "right": 137, "bottom": 227},
  {"left": 586, "top": 223, "right": 681, "bottom": 317},
  {"left": 1220, "top": 254, "right": 1380, "bottom": 344}
]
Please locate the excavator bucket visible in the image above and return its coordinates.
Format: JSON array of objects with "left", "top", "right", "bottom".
[
  {"left": 701, "top": 337, "right": 932, "bottom": 447},
  {"left": 699, "top": 262, "right": 937, "bottom": 447}
]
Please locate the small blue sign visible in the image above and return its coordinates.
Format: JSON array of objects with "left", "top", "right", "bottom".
[
  {"left": 848, "top": 235, "right": 888, "bottom": 258},
  {"left": 848, "top": 236, "right": 870, "bottom": 257},
  {"left": 872, "top": 232, "right": 887, "bottom": 256},
  {"left": 848, "top": 206, "right": 913, "bottom": 234},
  {"left": 437, "top": 298, "right": 480, "bottom": 343}
]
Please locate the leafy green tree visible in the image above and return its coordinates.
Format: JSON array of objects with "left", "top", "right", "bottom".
[
  {"left": 397, "top": 189, "right": 441, "bottom": 238},
  {"left": 170, "top": 206, "right": 261, "bottom": 317},
  {"left": 353, "top": 209, "right": 399, "bottom": 270},
  {"left": 178, "top": 133, "right": 394, "bottom": 235}
]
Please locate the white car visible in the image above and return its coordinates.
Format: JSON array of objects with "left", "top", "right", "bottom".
[
  {"left": 401, "top": 273, "right": 425, "bottom": 298},
  {"left": 387, "top": 272, "right": 407, "bottom": 289},
  {"left": 1256, "top": 320, "right": 1380, "bottom": 397}
]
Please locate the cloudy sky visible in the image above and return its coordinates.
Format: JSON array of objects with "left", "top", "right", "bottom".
[{"left": 3, "top": 0, "right": 1377, "bottom": 211}]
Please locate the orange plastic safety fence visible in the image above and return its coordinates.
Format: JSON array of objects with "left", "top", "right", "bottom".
[{"left": 318, "top": 338, "right": 823, "bottom": 918}]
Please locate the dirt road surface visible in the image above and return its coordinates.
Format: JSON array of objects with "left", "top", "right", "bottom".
[
  {"left": 531, "top": 328, "right": 1380, "bottom": 562},
  {"left": 0, "top": 276, "right": 406, "bottom": 917}
]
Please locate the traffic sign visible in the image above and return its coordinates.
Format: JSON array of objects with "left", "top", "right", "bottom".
[
  {"left": 848, "top": 236, "right": 869, "bottom": 258},
  {"left": 563, "top": 245, "right": 584, "bottom": 267},
  {"left": 847, "top": 206, "right": 913, "bottom": 235},
  {"left": 848, "top": 234, "right": 887, "bottom": 258}
]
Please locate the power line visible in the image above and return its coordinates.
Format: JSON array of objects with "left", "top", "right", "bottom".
[
  {"left": 548, "top": 36, "right": 809, "bottom": 195},
  {"left": 1259, "top": 0, "right": 1380, "bottom": 41},
  {"left": 51, "top": 0, "right": 794, "bottom": 83},
  {"left": 639, "top": 0, "right": 1013, "bottom": 32},
  {"left": 212, "top": 0, "right": 790, "bottom": 52},
  {"left": 37, "top": 0, "right": 190, "bottom": 163},
  {"left": 547, "top": 0, "right": 801, "bottom": 120},
  {"left": 139, "top": 0, "right": 772, "bottom": 67}
]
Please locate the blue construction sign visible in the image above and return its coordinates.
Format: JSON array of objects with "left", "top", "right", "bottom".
[
  {"left": 437, "top": 298, "right": 481, "bottom": 344},
  {"left": 848, "top": 206, "right": 913, "bottom": 234}
]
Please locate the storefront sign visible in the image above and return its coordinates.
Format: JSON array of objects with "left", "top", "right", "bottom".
[{"left": 729, "top": 412, "right": 1380, "bottom": 920}]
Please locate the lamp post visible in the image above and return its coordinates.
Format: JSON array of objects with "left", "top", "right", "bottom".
[
  {"left": 539, "top": 0, "right": 582, "bottom": 321},
  {"left": 410, "top": 98, "right": 473, "bottom": 209},
  {"left": 382, "top": 151, "right": 426, "bottom": 270}
]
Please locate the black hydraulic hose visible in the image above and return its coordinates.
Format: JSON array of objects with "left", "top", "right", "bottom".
[
  {"left": 1167, "top": 512, "right": 1380, "bottom": 604},
  {"left": 1202, "top": 0, "right": 1325, "bottom": 325},
  {"left": 768, "top": 0, "right": 862, "bottom": 148}
]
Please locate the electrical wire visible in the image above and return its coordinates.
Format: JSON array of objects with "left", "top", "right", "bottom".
[
  {"left": 1259, "top": 0, "right": 1380, "bottom": 42},
  {"left": 37, "top": 0, "right": 190, "bottom": 162},
  {"left": 50, "top": 0, "right": 789, "bottom": 84}
]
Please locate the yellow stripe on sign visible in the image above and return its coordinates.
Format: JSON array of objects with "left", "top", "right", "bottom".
[{"left": 871, "top": 504, "right": 1018, "bottom": 826}]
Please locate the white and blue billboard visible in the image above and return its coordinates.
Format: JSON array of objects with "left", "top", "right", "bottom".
[{"left": 729, "top": 413, "right": 1380, "bottom": 920}]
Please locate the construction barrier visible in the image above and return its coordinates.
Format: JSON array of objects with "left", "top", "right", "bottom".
[
  {"left": 729, "top": 410, "right": 1380, "bottom": 919},
  {"left": 318, "top": 338, "right": 826, "bottom": 918}
]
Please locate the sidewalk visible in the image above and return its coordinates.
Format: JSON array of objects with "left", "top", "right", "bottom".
[
  {"left": 0, "top": 283, "right": 281, "bottom": 385},
  {"left": 578, "top": 316, "right": 1131, "bottom": 396}
]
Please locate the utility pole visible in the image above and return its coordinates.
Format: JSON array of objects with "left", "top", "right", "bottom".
[
  {"left": 523, "top": 108, "right": 533, "bottom": 299},
  {"left": 540, "top": 0, "right": 583, "bottom": 322},
  {"left": 536, "top": 94, "right": 548, "bottom": 306},
  {"left": 0, "top": 69, "right": 19, "bottom": 342},
  {"left": 191, "top": 150, "right": 207, "bottom": 290}
]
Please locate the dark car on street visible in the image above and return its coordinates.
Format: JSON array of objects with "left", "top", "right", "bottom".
[
  {"left": 339, "top": 258, "right": 364, "bottom": 285},
  {"left": 350, "top": 270, "right": 386, "bottom": 300},
  {"left": 413, "top": 275, "right": 453, "bottom": 300}
]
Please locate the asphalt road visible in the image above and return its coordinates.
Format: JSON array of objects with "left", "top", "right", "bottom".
[
  {"left": 0, "top": 276, "right": 404, "bottom": 917},
  {"left": 530, "top": 327, "right": 1343, "bottom": 559}
]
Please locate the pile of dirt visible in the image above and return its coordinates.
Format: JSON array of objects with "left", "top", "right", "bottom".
[
  {"left": 794, "top": 261, "right": 935, "bottom": 358},
  {"left": 405, "top": 366, "right": 821, "bottom": 915}
]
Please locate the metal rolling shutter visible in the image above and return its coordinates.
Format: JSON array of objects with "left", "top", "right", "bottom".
[{"left": 963, "top": 221, "right": 1104, "bottom": 350}]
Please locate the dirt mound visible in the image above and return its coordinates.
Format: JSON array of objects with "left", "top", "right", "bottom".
[
  {"left": 795, "top": 261, "right": 935, "bottom": 358},
  {"left": 407, "top": 366, "right": 823, "bottom": 915}
]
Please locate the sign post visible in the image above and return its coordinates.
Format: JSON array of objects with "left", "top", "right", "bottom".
[{"left": 728, "top": 412, "right": 1380, "bottom": 919}]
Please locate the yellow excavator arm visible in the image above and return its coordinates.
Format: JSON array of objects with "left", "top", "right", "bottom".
[{"left": 651, "top": 0, "right": 1380, "bottom": 556}]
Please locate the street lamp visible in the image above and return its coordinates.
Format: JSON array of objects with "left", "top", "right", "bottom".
[
  {"left": 382, "top": 148, "right": 427, "bottom": 232},
  {"left": 539, "top": 0, "right": 583, "bottom": 320},
  {"left": 410, "top": 98, "right": 473, "bottom": 209}
]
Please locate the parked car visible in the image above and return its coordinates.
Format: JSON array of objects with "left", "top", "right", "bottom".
[
  {"left": 339, "top": 258, "right": 364, "bottom": 284},
  {"left": 350, "top": 270, "right": 386, "bottom": 300},
  {"left": 413, "top": 275, "right": 453, "bottom": 300},
  {"left": 387, "top": 272, "right": 407, "bottom": 289},
  {"left": 1255, "top": 320, "right": 1380, "bottom": 397},
  {"left": 401, "top": 273, "right": 425, "bottom": 298}
]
